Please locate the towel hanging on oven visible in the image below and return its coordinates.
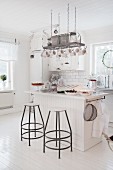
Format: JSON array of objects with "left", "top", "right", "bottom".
[{"left": 84, "top": 103, "right": 97, "bottom": 121}]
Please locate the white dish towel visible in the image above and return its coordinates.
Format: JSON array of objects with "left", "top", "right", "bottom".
[{"left": 91, "top": 100, "right": 109, "bottom": 138}]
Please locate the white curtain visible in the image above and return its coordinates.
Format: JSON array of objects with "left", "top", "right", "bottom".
[{"left": 0, "top": 41, "right": 18, "bottom": 61}]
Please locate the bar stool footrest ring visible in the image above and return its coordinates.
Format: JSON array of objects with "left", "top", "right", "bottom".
[
  {"left": 22, "top": 122, "right": 44, "bottom": 131},
  {"left": 45, "top": 139, "right": 71, "bottom": 150},
  {"left": 45, "top": 130, "right": 71, "bottom": 140}
]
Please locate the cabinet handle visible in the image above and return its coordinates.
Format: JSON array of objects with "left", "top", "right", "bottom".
[
  {"left": 56, "top": 68, "right": 61, "bottom": 70},
  {"left": 65, "top": 62, "right": 69, "bottom": 64}
]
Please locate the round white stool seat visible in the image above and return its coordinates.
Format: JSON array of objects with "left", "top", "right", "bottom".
[
  {"left": 48, "top": 107, "right": 66, "bottom": 112},
  {"left": 24, "top": 102, "right": 39, "bottom": 107},
  {"left": 21, "top": 102, "right": 44, "bottom": 146}
]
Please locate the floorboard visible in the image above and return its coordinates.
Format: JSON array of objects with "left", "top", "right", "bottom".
[{"left": 0, "top": 112, "right": 113, "bottom": 170}]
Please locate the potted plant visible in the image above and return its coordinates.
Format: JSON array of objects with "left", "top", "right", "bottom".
[{"left": 0, "top": 74, "right": 7, "bottom": 88}]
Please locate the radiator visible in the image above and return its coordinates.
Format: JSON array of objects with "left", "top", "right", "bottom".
[{"left": 0, "top": 91, "right": 14, "bottom": 110}]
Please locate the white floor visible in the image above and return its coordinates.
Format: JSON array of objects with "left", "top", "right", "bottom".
[{"left": 0, "top": 112, "right": 113, "bottom": 170}]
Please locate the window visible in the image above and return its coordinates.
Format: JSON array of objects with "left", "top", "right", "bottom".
[
  {"left": 0, "top": 41, "right": 18, "bottom": 90},
  {"left": 91, "top": 42, "right": 113, "bottom": 75},
  {"left": 0, "top": 60, "right": 13, "bottom": 89}
]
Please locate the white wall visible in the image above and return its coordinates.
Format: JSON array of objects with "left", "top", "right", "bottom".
[
  {"left": 13, "top": 39, "right": 30, "bottom": 110},
  {"left": 0, "top": 31, "right": 30, "bottom": 113}
]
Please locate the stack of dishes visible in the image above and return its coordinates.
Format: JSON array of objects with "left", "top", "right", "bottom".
[{"left": 65, "top": 89, "right": 77, "bottom": 95}]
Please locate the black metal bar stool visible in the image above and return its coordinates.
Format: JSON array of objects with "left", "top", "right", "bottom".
[
  {"left": 21, "top": 103, "right": 44, "bottom": 146},
  {"left": 43, "top": 108, "right": 72, "bottom": 159}
]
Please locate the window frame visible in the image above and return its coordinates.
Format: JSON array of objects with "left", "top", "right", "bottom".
[
  {"left": 0, "top": 60, "right": 14, "bottom": 90},
  {"left": 90, "top": 42, "right": 113, "bottom": 75}
]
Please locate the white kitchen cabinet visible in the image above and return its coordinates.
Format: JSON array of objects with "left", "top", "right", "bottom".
[
  {"left": 48, "top": 54, "right": 85, "bottom": 71},
  {"left": 76, "top": 54, "right": 85, "bottom": 70},
  {"left": 30, "top": 35, "right": 42, "bottom": 52},
  {"left": 48, "top": 56, "right": 58, "bottom": 71},
  {"left": 70, "top": 54, "right": 85, "bottom": 70},
  {"left": 61, "top": 57, "right": 72, "bottom": 71},
  {"left": 49, "top": 56, "right": 73, "bottom": 71},
  {"left": 71, "top": 55, "right": 78, "bottom": 70}
]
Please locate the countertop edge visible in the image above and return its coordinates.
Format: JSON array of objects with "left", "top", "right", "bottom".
[{"left": 25, "top": 90, "right": 108, "bottom": 101}]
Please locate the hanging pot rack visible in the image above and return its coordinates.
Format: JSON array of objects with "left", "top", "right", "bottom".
[
  {"left": 43, "top": 41, "right": 85, "bottom": 50},
  {"left": 42, "top": 4, "right": 85, "bottom": 51}
]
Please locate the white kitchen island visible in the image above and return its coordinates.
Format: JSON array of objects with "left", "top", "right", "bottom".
[{"left": 28, "top": 91, "right": 108, "bottom": 151}]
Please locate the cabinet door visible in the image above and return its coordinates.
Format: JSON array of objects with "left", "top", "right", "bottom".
[
  {"left": 76, "top": 54, "right": 85, "bottom": 70},
  {"left": 30, "top": 35, "right": 42, "bottom": 51},
  {"left": 48, "top": 56, "right": 62, "bottom": 71},
  {"left": 48, "top": 54, "right": 85, "bottom": 71},
  {"left": 61, "top": 57, "right": 71, "bottom": 70},
  {"left": 71, "top": 55, "right": 78, "bottom": 70},
  {"left": 30, "top": 52, "right": 42, "bottom": 89},
  {"left": 49, "top": 56, "right": 57, "bottom": 71},
  {"left": 49, "top": 56, "right": 72, "bottom": 71}
]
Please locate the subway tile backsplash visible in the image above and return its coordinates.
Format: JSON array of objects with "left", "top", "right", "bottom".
[{"left": 58, "top": 71, "right": 87, "bottom": 86}]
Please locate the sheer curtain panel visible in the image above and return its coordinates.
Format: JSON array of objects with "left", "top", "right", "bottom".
[{"left": 0, "top": 42, "right": 18, "bottom": 61}]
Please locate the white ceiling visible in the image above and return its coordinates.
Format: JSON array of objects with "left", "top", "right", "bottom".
[{"left": 0, "top": 0, "right": 113, "bottom": 36}]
